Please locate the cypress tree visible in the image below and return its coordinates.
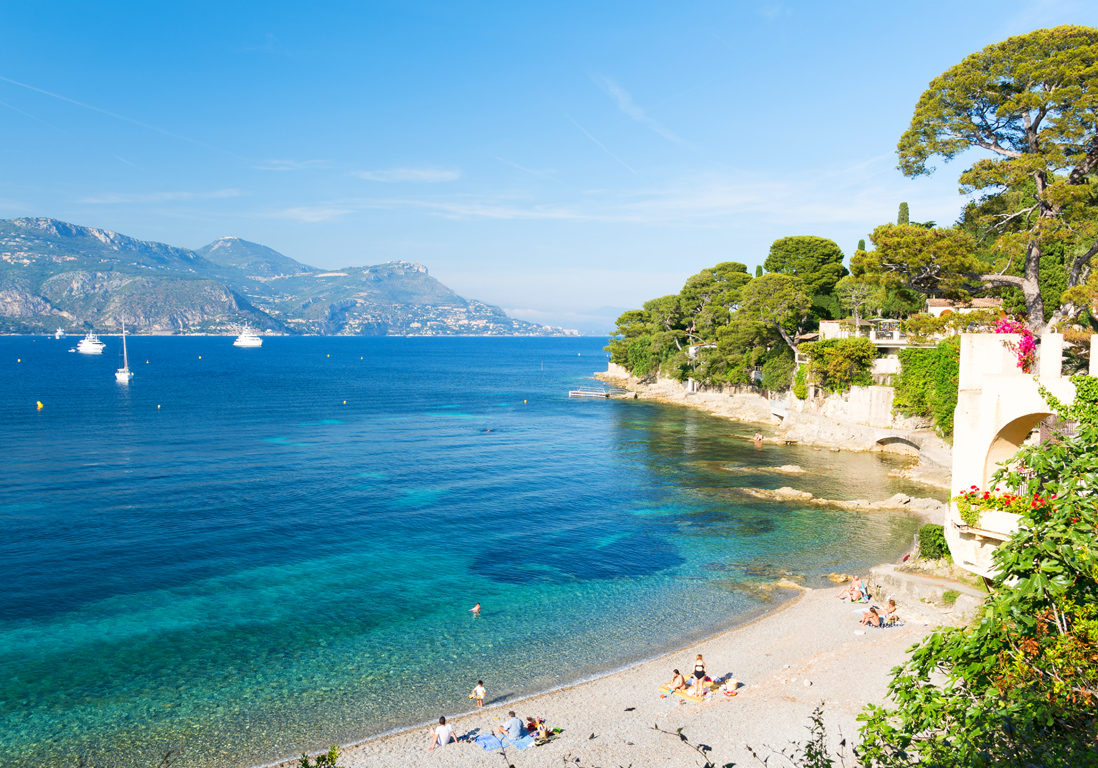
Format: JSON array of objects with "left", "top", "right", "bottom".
[
  {"left": 755, "top": 265, "right": 763, "bottom": 277},
  {"left": 898, "top": 202, "right": 910, "bottom": 225},
  {"left": 858, "top": 239, "right": 866, "bottom": 252}
]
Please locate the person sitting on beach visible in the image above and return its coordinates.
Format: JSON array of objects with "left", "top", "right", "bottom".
[
  {"left": 664, "top": 669, "right": 687, "bottom": 692},
  {"left": 497, "top": 711, "right": 524, "bottom": 742},
  {"left": 753, "top": 432, "right": 763, "bottom": 445},
  {"left": 836, "top": 576, "right": 864, "bottom": 601},
  {"left": 690, "top": 654, "right": 708, "bottom": 697},
  {"left": 428, "top": 716, "right": 455, "bottom": 749},
  {"left": 885, "top": 598, "right": 899, "bottom": 624},
  {"left": 860, "top": 606, "right": 882, "bottom": 627}
]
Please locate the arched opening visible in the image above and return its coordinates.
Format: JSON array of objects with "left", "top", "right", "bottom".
[
  {"left": 875, "top": 436, "right": 920, "bottom": 456},
  {"left": 983, "top": 412, "right": 1051, "bottom": 487}
]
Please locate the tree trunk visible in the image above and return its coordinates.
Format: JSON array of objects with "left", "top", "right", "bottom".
[
  {"left": 773, "top": 322, "right": 798, "bottom": 354},
  {"left": 1022, "top": 238, "right": 1046, "bottom": 334}
]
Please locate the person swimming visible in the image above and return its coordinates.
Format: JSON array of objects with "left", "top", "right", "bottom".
[{"left": 469, "top": 602, "right": 481, "bottom": 618}]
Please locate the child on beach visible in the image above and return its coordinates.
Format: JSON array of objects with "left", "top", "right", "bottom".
[{"left": 471, "top": 680, "right": 486, "bottom": 708}]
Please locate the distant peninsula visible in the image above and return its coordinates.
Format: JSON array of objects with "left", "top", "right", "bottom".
[{"left": 0, "top": 217, "right": 577, "bottom": 337}]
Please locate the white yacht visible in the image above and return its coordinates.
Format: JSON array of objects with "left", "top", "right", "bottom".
[
  {"left": 233, "top": 327, "right": 263, "bottom": 347},
  {"left": 115, "top": 322, "right": 133, "bottom": 384},
  {"left": 54, "top": 328, "right": 66, "bottom": 340},
  {"left": 76, "top": 332, "right": 106, "bottom": 354}
]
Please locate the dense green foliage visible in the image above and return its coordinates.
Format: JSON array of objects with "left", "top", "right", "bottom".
[
  {"left": 764, "top": 236, "right": 848, "bottom": 296},
  {"left": 918, "top": 523, "right": 948, "bottom": 560},
  {"left": 793, "top": 364, "right": 808, "bottom": 400},
  {"left": 897, "top": 202, "right": 909, "bottom": 225},
  {"left": 893, "top": 336, "right": 960, "bottom": 436},
  {"left": 857, "top": 238, "right": 866, "bottom": 252},
  {"left": 859, "top": 378, "right": 1098, "bottom": 767},
  {"left": 608, "top": 263, "right": 815, "bottom": 388},
  {"left": 798, "top": 338, "right": 876, "bottom": 392}
]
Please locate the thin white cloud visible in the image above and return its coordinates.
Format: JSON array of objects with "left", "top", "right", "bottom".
[
  {"left": 758, "top": 1, "right": 791, "bottom": 19},
  {"left": 591, "top": 75, "right": 686, "bottom": 145},
  {"left": 79, "top": 189, "right": 246, "bottom": 204},
  {"left": 253, "top": 159, "right": 330, "bottom": 171},
  {"left": 565, "top": 114, "right": 640, "bottom": 176},
  {"left": 0, "top": 75, "right": 242, "bottom": 159},
  {"left": 353, "top": 168, "right": 460, "bottom": 182},
  {"left": 267, "top": 206, "right": 354, "bottom": 223}
]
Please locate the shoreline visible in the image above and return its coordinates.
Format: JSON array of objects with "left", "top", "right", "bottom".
[
  {"left": 275, "top": 582, "right": 962, "bottom": 768},
  {"left": 594, "top": 368, "right": 953, "bottom": 491}
]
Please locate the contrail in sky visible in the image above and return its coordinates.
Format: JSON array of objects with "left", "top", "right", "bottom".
[
  {"left": 565, "top": 114, "right": 639, "bottom": 176},
  {"left": 0, "top": 75, "right": 243, "bottom": 159}
]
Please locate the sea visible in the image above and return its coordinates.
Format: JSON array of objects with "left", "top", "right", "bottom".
[{"left": 0, "top": 336, "right": 936, "bottom": 768}]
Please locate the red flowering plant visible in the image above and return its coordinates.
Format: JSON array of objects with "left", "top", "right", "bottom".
[
  {"left": 952, "top": 485, "right": 1053, "bottom": 527},
  {"left": 994, "top": 317, "right": 1036, "bottom": 372}
]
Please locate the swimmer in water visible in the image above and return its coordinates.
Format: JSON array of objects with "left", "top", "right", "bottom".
[{"left": 470, "top": 602, "right": 481, "bottom": 618}]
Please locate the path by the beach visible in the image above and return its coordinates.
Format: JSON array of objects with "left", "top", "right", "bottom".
[{"left": 296, "top": 587, "right": 964, "bottom": 767}]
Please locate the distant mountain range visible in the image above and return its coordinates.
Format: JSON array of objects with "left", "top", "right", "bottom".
[{"left": 0, "top": 218, "right": 574, "bottom": 336}]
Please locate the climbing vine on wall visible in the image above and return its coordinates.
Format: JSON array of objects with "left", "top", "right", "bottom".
[{"left": 894, "top": 336, "right": 960, "bottom": 437}]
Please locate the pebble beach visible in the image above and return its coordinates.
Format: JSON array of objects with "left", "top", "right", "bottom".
[{"left": 285, "top": 586, "right": 963, "bottom": 768}]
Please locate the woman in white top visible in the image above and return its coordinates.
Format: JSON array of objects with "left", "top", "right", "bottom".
[{"left": 428, "top": 716, "right": 455, "bottom": 749}]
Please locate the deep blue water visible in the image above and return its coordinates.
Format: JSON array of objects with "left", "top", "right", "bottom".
[{"left": 0, "top": 336, "right": 929, "bottom": 767}]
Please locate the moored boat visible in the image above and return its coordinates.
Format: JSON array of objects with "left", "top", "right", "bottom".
[{"left": 76, "top": 333, "right": 105, "bottom": 354}]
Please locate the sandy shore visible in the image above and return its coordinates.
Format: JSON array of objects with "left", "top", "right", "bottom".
[{"left": 283, "top": 587, "right": 963, "bottom": 768}]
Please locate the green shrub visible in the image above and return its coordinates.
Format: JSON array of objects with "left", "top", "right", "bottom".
[
  {"left": 918, "top": 523, "right": 948, "bottom": 560},
  {"left": 761, "top": 351, "right": 796, "bottom": 391},
  {"left": 941, "top": 588, "right": 960, "bottom": 606},
  {"left": 793, "top": 364, "right": 808, "bottom": 400},
  {"left": 799, "top": 338, "right": 876, "bottom": 392},
  {"left": 626, "top": 334, "right": 655, "bottom": 377}
]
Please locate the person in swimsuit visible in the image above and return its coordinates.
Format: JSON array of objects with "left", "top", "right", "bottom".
[
  {"left": 860, "top": 606, "right": 882, "bottom": 627},
  {"left": 470, "top": 602, "right": 481, "bottom": 618},
  {"left": 691, "top": 654, "right": 707, "bottom": 697},
  {"left": 836, "top": 576, "right": 864, "bottom": 601},
  {"left": 664, "top": 669, "right": 687, "bottom": 692}
]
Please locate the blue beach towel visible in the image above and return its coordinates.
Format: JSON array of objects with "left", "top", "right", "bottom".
[
  {"left": 504, "top": 734, "right": 536, "bottom": 750},
  {"left": 474, "top": 735, "right": 503, "bottom": 750}
]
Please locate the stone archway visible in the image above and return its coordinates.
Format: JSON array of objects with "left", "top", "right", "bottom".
[
  {"left": 984, "top": 412, "right": 1050, "bottom": 484},
  {"left": 875, "top": 436, "right": 921, "bottom": 456}
]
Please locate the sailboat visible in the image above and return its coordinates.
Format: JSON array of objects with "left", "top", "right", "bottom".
[{"left": 115, "top": 321, "right": 134, "bottom": 384}]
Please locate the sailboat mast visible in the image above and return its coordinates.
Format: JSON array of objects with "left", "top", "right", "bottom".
[{"left": 122, "top": 321, "right": 129, "bottom": 370}]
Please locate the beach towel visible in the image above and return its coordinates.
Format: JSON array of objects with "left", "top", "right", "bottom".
[
  {"left": 474, "top": 735, "right": 503, "bottom": 750},
  {"left": 504, "top": 734, "right": 535, "bottom": 750}
]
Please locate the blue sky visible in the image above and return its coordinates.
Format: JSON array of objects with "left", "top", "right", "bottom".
[{"left": 1, "top": 1, "right": 1096, "bottom": 332}]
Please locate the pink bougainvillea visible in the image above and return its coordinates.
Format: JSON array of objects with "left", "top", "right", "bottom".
[{"left": 994, "top": 317, "right": 1036, "bottom": 372}]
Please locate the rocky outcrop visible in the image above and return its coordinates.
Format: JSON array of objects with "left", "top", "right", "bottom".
[
  {"left": 0, "top": 288, "right": 62, "bottom": 317},
  {"left": 736, "top": 487, "right": 947, "bottom": 523}
]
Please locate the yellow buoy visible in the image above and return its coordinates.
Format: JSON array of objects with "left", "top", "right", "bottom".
[
  {"left": 157, "top": 404, "right": 161, "bottom": 409},
  {"left": 146, "top": 360, "right": 149, "bottom": 364},
  {"left": 36, "top": 401, "right": 43, "bottom": 410},
  {"left": 343, "top": 400, "right": 347, "bottom": 404},
  {"left": 17, "top": 358, "right": 20, "bottom": 362},
  {"left": 327, "top": 354, "right": 330, "bottom": 358},
  {"left": 198, "top": 355, "right": 202, "bottom": 359},
  {"left": 524, "top": 400, "right": 527, "bottom": 404}
]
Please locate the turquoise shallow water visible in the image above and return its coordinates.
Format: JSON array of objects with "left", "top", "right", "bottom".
[{"left": 0, "top": 337, "right": 933, "bottom": 767}]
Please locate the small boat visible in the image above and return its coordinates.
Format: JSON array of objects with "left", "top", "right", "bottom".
[
  {"left": 115, "top": 322, "right": 133, "bottom": 384},
  {"left": 54, "top": 328, "right": 66, "bottom": 339},
  {"left": 76, "top": 332, "right": 105, "bottom": 354},
  {"left": 233, "top": 327, "right": 263, "bottom": 347}
]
